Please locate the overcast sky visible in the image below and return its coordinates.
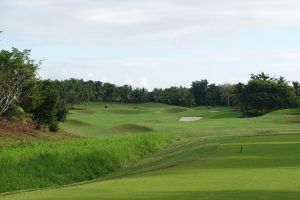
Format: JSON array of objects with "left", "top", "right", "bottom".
[{"left": 1, "top": 0, "right": 300, "bottom": 89}]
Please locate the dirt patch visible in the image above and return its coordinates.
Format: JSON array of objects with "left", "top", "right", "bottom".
[
  {"left": 179, "top": 117, "right": 203, "bottom": 122},
  {"left": 112, "top": 124, "right": 153, "bottom": 132},
  {"left": 165, "top": 107, "right": 188, "bottom": 113}
]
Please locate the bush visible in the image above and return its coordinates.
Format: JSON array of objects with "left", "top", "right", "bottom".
[
  {"left": 49, "top": 120, "right": 59, "bottom": 132},
  {"left": 3, "top": 104, "right": 27, "bottom": 121}
]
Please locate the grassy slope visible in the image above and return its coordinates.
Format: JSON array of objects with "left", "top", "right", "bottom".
[
  {"left": 3, "top": 134, "right": 300, "bottom": 200},
  {"left": 0, "top": 135, "right": 172, "bottom": 193},
  {"left": 61, "top": 103, "right": 299, "bottom": 138},
  {"left": 1, "top": 103, "right": 300, "bottom": 199},
  {"left": 61, "top": 103, "right": 244, "bottom": 137}
]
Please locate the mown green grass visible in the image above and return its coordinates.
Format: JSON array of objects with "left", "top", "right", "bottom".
[
  {"left": 1, "top": 103, "right": 300, "bottom": 200},
  {"left": 61, "top": 103, "right": 244, "bottom": 137},
  {"left": 2, "top": 134, "right": 300, "bottom": 200},
  {"left": 0, "top": 134, "right": 172, "bottom": 193}
]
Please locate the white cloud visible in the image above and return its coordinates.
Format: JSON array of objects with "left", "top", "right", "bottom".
[
  {"left": 36, "top": 48, "right": 300, "bottom": 90},
  {"left": 1, "top": 0, "right": 300, "bottom": 88},
  {"left": 78, "top": 9, "right": 154, "bottom": 25},
  {"left": 1, "top": 0, "right": 300, "bottom": 43}
]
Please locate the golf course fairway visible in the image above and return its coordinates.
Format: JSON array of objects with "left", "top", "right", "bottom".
[{"left": 1, "top": 103, "right": 300, "bottom": 200}]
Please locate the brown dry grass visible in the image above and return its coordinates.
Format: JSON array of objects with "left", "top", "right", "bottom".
[
  {"left": 0, "top": 118, "right": 79, "bottom": 144},
  {"left": 0, "top": 118, "right": 35, "bottom": 136}
]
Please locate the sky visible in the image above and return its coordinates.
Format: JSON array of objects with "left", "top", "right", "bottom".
[{"left": 1, "top": 0, "right": 300, "bottom": 90}]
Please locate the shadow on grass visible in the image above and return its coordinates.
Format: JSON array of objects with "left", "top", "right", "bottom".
[
  {"left": 109, "top": 109, "right": 146, "bottom": 114},
  {"left": 111, "top": 124, "right": 153, "bottom": 133},
  {"left": 65, "top": 120, "right": 91, "bottom": 126},
  {"left": 70, "top": 108, "right": 97, "bottom": 114}
]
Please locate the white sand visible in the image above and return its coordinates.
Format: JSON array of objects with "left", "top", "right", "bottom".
[
  {"left": 209, "top": 111, "right": 220, "bottom": 113},
  {"left": 179, "top": 117, "right": 203, "bottom": 122}
]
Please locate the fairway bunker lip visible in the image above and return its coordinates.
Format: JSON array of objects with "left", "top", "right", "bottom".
[{"left": 179, "top": 117, "right": 203, "bottom": 122}]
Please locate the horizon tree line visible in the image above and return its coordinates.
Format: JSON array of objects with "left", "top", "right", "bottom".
[{"left": 1, "top": 47, "right": 299, "bottom": 132}]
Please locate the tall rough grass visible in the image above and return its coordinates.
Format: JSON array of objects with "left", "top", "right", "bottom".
[{"left": 0, "top": 134, "right": 172, "bottom": 193}]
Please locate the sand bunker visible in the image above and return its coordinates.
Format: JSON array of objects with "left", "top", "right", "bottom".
[
  {"left": 209, "top": 111, "right": 220, "bottom": 113},
  {"left": 179, "top": 117, "right": 203, "bottom": 122}
]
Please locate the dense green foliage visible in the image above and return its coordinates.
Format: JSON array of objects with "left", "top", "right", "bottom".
[
  {"left": 0, "top": 48, "right": 38, "bottom": 116},
  {"left": 31, "top": 80, "right": 68, "bottom": 132},
  {"left": 238, "top": 73, "right": 299, "bottom": 116},
  {"left": 151, "top": 87, "right": 195, "bottom": 106},
  {"left": 0, "top": 134, "right": 172, "bottom": 193},
  {"left": 191, "top": 79, "right": 209, "bottom": 105},
  {"left": 293, "top": 81, "right": 300, "bottom": 96},
  {"left": 0, "top": 48, "right": 68, "bottom": 132},
  {"left": 43, "top": 73, "right": 299, "bottom": 117},
  {"left": 241, "top": 79, "right": 298, "bottom": 116}
]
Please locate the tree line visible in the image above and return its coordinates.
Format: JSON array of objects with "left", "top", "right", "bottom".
[
  {"left": 51, "top": 73, "right": 299, "bottom": 117},
  {"left": 1, "top": 48, "right": 299, "bottom": 132}
]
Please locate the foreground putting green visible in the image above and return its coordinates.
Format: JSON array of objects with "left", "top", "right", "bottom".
[{"left": 1, "top": 103, "right": 300, "bottom": 200}]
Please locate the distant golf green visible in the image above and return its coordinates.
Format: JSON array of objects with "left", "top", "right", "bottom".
[{"left": 1, "top": 103, "right": 300, "bottom": 200}]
